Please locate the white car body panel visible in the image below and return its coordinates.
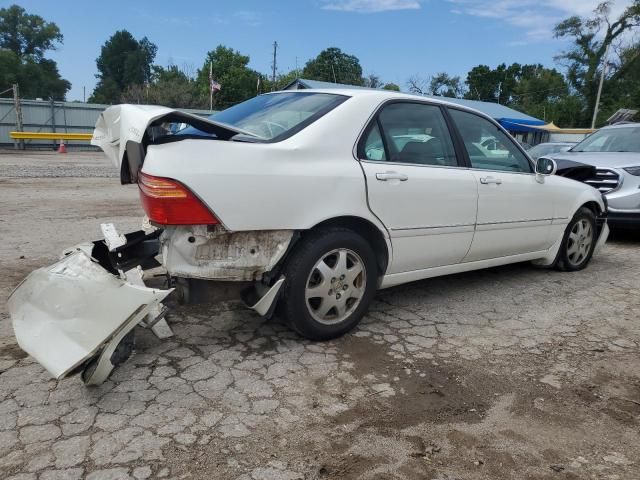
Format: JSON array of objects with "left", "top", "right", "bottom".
[
  {"left": 360, "top": 161, "right": 477, "bottom": 273},
  {"left": 7, "top": 250, "right": 170, "bottom": 379}
]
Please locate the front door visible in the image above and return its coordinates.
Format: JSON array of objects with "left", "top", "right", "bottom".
[
  {"left": 447, "top": 108, "right": 554, "bottom": 262},
  {"left": 358, "top": 101, "right": 478, "bottom": 274}
]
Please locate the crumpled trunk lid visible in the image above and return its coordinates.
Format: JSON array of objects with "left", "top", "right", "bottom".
[{"left": 91, "top": 104, "right": 254, "bottom": 183}]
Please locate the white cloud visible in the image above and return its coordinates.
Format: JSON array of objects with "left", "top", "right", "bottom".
[
  {"left": 321, "top": 0, "right": 421, "bottom": 13},
  {"left": 448, "top": 0, "right": 635, "bottom": 44}
]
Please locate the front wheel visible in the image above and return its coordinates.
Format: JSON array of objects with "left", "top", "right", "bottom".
[
  {"left": 554, "top": 207, "right": 597, "bottom": 271},
  {"left": 277, "top": 228, "right": 378, "bottom": 340}
]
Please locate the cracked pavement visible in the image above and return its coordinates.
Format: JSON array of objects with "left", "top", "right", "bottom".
[{"left": 1, "top": 152, "right": 639, "bottom": 479}]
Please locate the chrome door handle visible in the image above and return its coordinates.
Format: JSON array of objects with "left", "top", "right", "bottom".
[
  {"left": 480, "top": 176, "right": 502, "bottom": 185},
  {"left": 376, "top": 172, "right": 408, "bottom": 181}
]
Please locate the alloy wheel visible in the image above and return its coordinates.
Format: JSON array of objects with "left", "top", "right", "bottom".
[
  {"left": 305, "top": 248, "right": 367, "bottom": 325},
  {"left": 566, "top": 219, "right": 593, "bottom": 267}
]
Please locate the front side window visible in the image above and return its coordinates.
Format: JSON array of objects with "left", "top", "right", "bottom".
[
  {"left": 571, "top": 126, "right": 640, "bottom": 153},
  {"left": 449, "top": 108, "right": 533, "bottom": 173},
  {"left": 360, "top": 102, "right": 458, "bottom": 167}
]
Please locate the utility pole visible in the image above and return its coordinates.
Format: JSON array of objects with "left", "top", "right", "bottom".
[
  {"left": 50, "top": 98, "right": 57, "bottom": 150},
  {"left": 13, "top": 83, "right": 24, "bottom": 150},
  {"left": 592, "top": 43, "right": 610, "bottom": 129},
  {"left": 271, "top": 41, "right": 278, "bottom": 91}
]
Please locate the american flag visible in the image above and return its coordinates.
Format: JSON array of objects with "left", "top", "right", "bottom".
[{"left": 209, "top": 62, "right": 221, "bottom": 92}]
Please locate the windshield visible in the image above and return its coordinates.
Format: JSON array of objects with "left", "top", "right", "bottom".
[
  {"left": 571, "top": 126, "right": 640, "bottom": 153},
  {"left": 191, "top": 92, "right": 347, "bottom": 141}
]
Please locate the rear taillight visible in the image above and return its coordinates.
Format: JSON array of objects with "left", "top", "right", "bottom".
[{"left": 138, "top": 171, "right": 219, "bottom": 225}]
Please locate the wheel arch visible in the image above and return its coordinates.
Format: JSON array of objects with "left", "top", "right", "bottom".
[
  {"left": 580, "top": 200, "right": 604, "bottom": 216},
  {"left": 305, "top": 216, "right": 391, "bottom": 281}
]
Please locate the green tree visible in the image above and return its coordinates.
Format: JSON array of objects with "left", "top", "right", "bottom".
[
  {"left": 383, "top": 82, "right": 400, "bottom": 91},
  {"left": 274, "top": 70, "right": 300, "bottom": 90},
  {"left": 0, "top": 4, "right": 62, "bottom": 60},
  {"left": 511, "top": 64, "right": 571, "bottom": 122},
  {"left": 122, "top": 65, "right": 204, "bottom": 108},
  {"left": 465, "top": 63, "right": 521, "bottom": 103},
  {"left": 0, "top": 5, "right": 69, "bottom": 99},
  {"left": 363, "top": 73, "right": 382, "bottom": 88},
  {"left": 429, "top": 72, "right": 464, "bottom": 98},
  {"left": 90, "top": 30, "right": 157, "bottom": 104},
  {"left": 554, "top": 1, "right": 640, "bottom": 125},
  {"left": 302, "top": 47, "right": 363, "bottom": 86},
  {"left": 196, "top": 45, "right": 259, "bottom": 109}
]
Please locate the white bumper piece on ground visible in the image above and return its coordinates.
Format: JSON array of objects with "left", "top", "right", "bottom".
[
  {"left": 7, "top": 248, "right": 171, "bottom": 381},
  {"left": 594, "top": 222, "right": 609, "bottom": 255}
]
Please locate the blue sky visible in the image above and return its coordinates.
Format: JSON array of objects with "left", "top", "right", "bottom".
[{"left": 10, "top": 0, "right": 634, "bottom": 101}]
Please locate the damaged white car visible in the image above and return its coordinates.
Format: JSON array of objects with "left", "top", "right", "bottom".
[{"left": 8, "top": 89, "right": 609, "bottom": 384}]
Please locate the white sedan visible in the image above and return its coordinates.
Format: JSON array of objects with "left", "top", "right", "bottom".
[{"left": 8, "top": 89, "right": 609, "bottom": 384}]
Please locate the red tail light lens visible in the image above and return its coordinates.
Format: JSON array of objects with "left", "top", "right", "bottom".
[{"left": 138, "top": 172, "right": 219, "bottom": 225}]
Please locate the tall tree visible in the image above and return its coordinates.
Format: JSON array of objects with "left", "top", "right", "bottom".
[
  {"left": 554, "top": 1, "right": 640, "bottom": 125},
  {"left": 363, "top": 73, "right": 382, "bottom": 88},
  {"left": 407, "top": 73, "right": 464, "bottom": 97},
  {"left": 122, "top": 65, "right": 204, "bottom": 108},
  {"left": 511, "top": 64, "right": 570, "bottom": 121},
  {"left": 302, "top": 47, "right": 363, "bottom": 86},
  {"left": 465, "top": 63, "right": 521, "bottom": 104},
  {"left": 0, "top": 5, "right": 69, "bottom": 99},
  {"left": 196, "top": 45, "right": 259, "bottom": 110},
  {"left": 0, "top": 4, "right": 62, "bottom": 60},
  {"left": 429, "top": 72, "right": 464, "bottom": 98},
  {"left": 90, "top": 30, "right": 157, "bottom": 104}
]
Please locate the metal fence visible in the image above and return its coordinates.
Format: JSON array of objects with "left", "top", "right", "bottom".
[{"left": 0, "top": 98, "right": 213, "bottom": 149}]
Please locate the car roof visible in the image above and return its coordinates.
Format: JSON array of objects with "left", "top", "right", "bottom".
[{"left": 270, "top": 88, "right": 494, "bottom": 116}]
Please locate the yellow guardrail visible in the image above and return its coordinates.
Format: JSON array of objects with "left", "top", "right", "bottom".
[{"left": 10, "top": 131, "right": 93, "bottom": 141}]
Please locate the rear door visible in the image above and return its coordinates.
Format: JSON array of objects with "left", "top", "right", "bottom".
[
  {"left": 358, "top": 101, "right": 478, "bottom": 274},
  {"left": 447, "top": 108, "right": 555, "bottom": 261}
]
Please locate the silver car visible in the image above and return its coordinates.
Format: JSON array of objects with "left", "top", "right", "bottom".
[
  {"left": 550, "top": 123, "right": 640, "bottom": 229},
  {"left": 528, "top": 142, "right": 575, "bottom": 160}
]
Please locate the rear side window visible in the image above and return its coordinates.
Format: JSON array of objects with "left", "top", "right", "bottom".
[
  {"left": 179, "top": 92, "right": 348, "bottom": 142},
  {"left": 361, "top": 123, "right": 386, "bottom": 161},
  {"left": 359, "top": 102, "right": 459, "bottom": 167},
  {"left": 448, "top": 108, "right": 533, "bottom": 173}
]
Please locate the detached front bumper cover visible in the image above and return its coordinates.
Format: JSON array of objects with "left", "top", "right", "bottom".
[{"left": 8, "top": 242, "right": 171, "bottom": 382}]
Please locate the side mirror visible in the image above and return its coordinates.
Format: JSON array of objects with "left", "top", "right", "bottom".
[
  {"left": 535, "top": 157, "right": 557, "bottom": 183},
  {"left": 536, "top": 157, "right": 557, "bottom": 175}
]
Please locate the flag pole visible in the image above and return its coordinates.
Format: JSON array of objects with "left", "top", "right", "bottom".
[{"left": 209, "top": 62, "right": 213, "bottom": 111}]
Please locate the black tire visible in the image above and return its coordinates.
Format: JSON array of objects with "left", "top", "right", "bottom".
[
  {"left": 554, "top": 207, "right": 597, "bottom": 272},
  {"left": 277, "top": 227, "right": 378, "bottom": 340}
]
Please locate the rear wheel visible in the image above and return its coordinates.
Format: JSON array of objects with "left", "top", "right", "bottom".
[
  {"left": 278, "top": 228, "right": 378, "bottom": 340},
  {"left": 555, "top": 207, "right": 597, "bottom": 271}
]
